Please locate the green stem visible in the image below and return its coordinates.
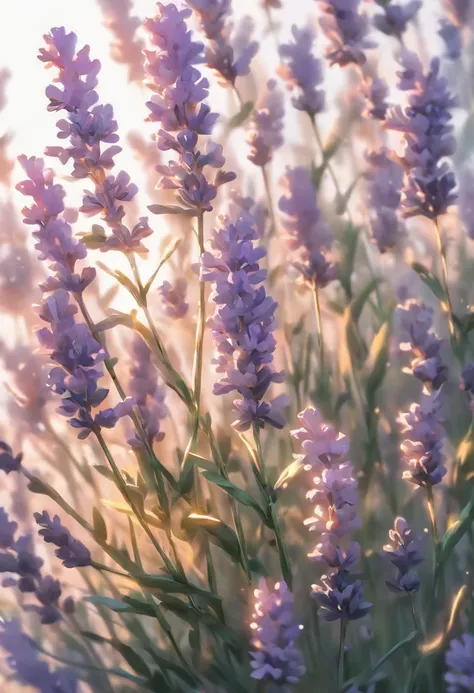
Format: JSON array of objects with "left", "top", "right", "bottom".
[
  {"left": 192, "top": 210, "right": 207, "bottom": 425},
  {"left": 262, "top": 165, "right": 275, "bottom": 236},
  {"left": 310, "top": 115, "right": 344, "bottom": 208},
  {"left": 337, "top": 619, "right": 347, "bottom": 688},
  {"left": 433, "top": 217, "right": 454, "bottom": 338},
  {"left": 311, "top": 281, "right": 325, "bottom": 372},
  {"left": 426, "top": 485, "right": 439, "bottom": 547}
]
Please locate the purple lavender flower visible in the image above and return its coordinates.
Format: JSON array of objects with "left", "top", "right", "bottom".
[
  {"left": 278, "top": 167, "right": 336, "bottom": 287},
  {"left": 317, "top": 0, "right": 375, "bottom": 67},
  {"left": 246, "top": 80, "right": 284, "bottom": 167},
  {"left": 373, "top": 2, "right": 422, "bottom": 38},
  {"left": 249, "top": 580, "right": 306, "bottom": 692},
  {"left": 35, "top": 511, "right": 91, "bottom": 568},
  {"left": 186, "top": 1, "right": 258, "bottom": 87},
  {"left": 144, "top": 3, "right": 235, "bottom": 212},
  {"left": 200, "top": 213, "right": 286, "bottom": 431},
  {"left": 291, "top": 408, "right": 370, "bottom": 622},
  {"left": 364, "top": 149, "right": 404, "bottom": 252},
  {"left": 382, "top": 517, "right": 424, "bottom": 594},
  {"left": 385, "top": 55, "right": 458, "bottom": 219},
  {"left": 363, "top": 77, "right": 389, "bottom": 121},
  {"left": 0, "top": 441, "right": 22, "bottom": 474},
  {"left": 439, "top": 19, "right": 463, "bottom": 59},
  {"left": 128, "top": 336, "right": 167, "bottom": 449},
  {"left": 397, "top": 299, "right": 448, "bottom": 389},
  {"left": 445, "top": 633, "right": 474, "bottom": 693},
  {"left": 0, "top": 619, "right": 78, "bottom": 693},
  {"left": 158, "top": 278, "right": 189, "bottom": 319},
  {"left": 398, "top": 391, "right": 447, "bottom": 487},
  {"left": 278, "top": 26, "right": 325, "bottom": 117}
]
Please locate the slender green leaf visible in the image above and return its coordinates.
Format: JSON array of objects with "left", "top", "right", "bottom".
[
  {"left": 411, "top": 262, "right": 446, "bottom": 300},
  {"left": 202, "top": 470, "right": 271, "bottom": 526},
  {"left": 274, "top": 457, "right": 305, "bottom": 490},
  {"left": 227, "top": 101, "right": 253, "bottom": 129},
  {"left": 437, "top": 499, "right": 474, "bottom": 571},
  {"left": 92, "top": 507, "right": 108, "bottom": 543}
]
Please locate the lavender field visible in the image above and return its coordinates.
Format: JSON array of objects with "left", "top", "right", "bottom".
[{"left": 1, "top": 0, "right": 474, "bottom": 691}]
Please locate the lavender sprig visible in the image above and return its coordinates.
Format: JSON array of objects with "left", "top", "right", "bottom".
[
  {"left": 364, "top": 149, "right": 404, "bottom": 253},
  {"left": 382, "top": 517, "right": 424, "bottom": 595},
  {"left": 445, "top": 633, "right": 474, "bottom": 693},
  {"left": 317, "top": 0, "right": 374, "bottom": 67},
  {"left": 278, "top": 25, "right": 325, "bottom": 118},
  {"left": 373, "top": 1, "right": 422, "bottom": 39},
  {"left": 249, "top": 580, "right": 306, "bottom": 692}
]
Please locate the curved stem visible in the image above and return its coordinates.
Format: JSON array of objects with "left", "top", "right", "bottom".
[
  {"left": 337, "top": 619, "right": 347, "bottom": 688},
  {"left": 311, "top": 282, "right": 325, "bottom": 372},
  {"left": 310, "top": 116, "right": 344, "bottom": 207},
  {"left": 192, "top": 210, "right": 207, "bottom": 424},
  {"left": 433, "top": 217, "right": 454, "bottom": 338}
]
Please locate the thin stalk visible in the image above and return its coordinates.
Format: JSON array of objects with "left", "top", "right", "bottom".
[
  {"left": 262, "top": 165, "right": 275, "bottom": 236},
  {"left": 311, "top": 281, "right": 325, "bottom": 372},
  {"left": 433, "top": 217, "right": 454, "bottom": 338},
  {"left": 337, "top": 619, "right": 347, "bottom": 688},
  {"left": 192, "top": 210, "right": 207, "bottom": 426},
  {"left": 409, "top": 593, "right": 423, "bottom": 636},
  {"left": 426, "top": 485, "right": 439, "bottom": 546},
  {"left": 94, "top": 429, "right": 176, "bottom": 575},
  {"left": 65, "top": 613, "right": 115, "bottom": 693},
  {"left": 310, "top": 115, "right": 344, "bottom": 205}
]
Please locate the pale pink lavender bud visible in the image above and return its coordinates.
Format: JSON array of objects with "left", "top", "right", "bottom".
[
  {"left": 291, "top": 407, "right": 349, "bottom": 469},
  {"left": 200, "top": 213, "right": 286, "bottom": 431},
  {"left": 0, "top": 441, "right": 23, "bottom": 474},
  {"left": 247, "top": 80, "right": 285, "bottom": 167},
  {"left": 278, "top": 26, "right": 325, "bottom": 117},
  {"left": 158, "top": 278, "right": 189, "bottom": 319},
  {"left": 445, "top": 633, "right": 474, "bottom": 693},
  {"left": 439, "top": 19, "right": 463, "bottom": 59},
  {"left": 373, "top": 1, "right": 422, "bottom": 38},
  {"left": 249, "top": 580, "right": 306, "bottom": 692},
  {"left": 35, "top": 511, "right": 91, "bottom": 568},
  {"left": 365, "top": 149, "right": 404, "bottom": 252},
  {"left": 317, "top": 0, "right": 375, "bottom": 67},
  {"left": 278, "top": 167, "right": 336, "bottom": 287},
  {"left": 0, "top": 619, "right": 78, "bottom": 693},
  {"left": 385, "top": 55, "right": 458, "bottom": 219},
  {"left": 128, "top": 337, "right": 167, "bottom": 449},
  {"left": 144, "top": 3, "right": 235, "bottom": 212},
  {"left": 292, "top": 407, "right": 370, "bottom": 621},
  {"left": 382, "top": 517, "right": 424, "bottom": 594},
  {"left": 397, "top": 299, "right": 448, "bottom": 389},
  {"left": 399, "top": 391, "right": 447, "bottom": 487}
]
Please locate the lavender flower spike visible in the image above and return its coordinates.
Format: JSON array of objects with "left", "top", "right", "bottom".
[
  {"left": 144, "top": 2, "right": 235, "bottom": 213},
  {"left": 445, "top": 633, "right": 474, "bottom": 693},
  {"left": 35, "top": 511, "right": 91, "bottom": 568},
  {"left": 249, "top": 580, "right": 306, "bottom": 692},
  {"left": 439, "top": 19, "right": 463, "bottom": 60},
  {"left": 278, "top": 25, "right": 325, "bottom": 117},
  {"left": 398, "top": 391, "right": 447, "bottom": 487},
  {"left": 317, "top": 0, "right": 375, "bottom": 67},
  {"left": 374, "top": 2, "right": 422, "bottom": 39},
  {"left": 200, "top": 213, "right": 287, "bottom": 431},
  {"left": 382, "top": 517, "right": 424, "bottom": 594},
  {"left": 385, "top": 54, "right": 458, "bottom": 220},
  {"left": 278, "top": 167, "right": 336, "bottom": 287},
  {"left": 291, "top": 408, "right": 371, "bottom": 622},
  {"left": 364, "top": 149, "right": 404, "bottom": 253},
  {"left": 247, "top": 80, "right": 284, "bottom": 167},
  {"left": 186, "top": 1, "right": 258, "bottom": 87},
  {"left": 159, "top": 278, "right": 189, "bottom": 319}
]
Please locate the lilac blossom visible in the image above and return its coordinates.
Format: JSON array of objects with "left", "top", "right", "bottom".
[
  {"left": 278, "top": 167, "right": 336, "bottom": 287},
  {"left": 365, "top": 149, "right": 404, "bottom": 252},
  {"left": 382, "top": 517, "right": 424, "bottom": 594},
  {"left": 439, "top": 19, "right": 463, "bottom": 59},
  {"left": 0, "top": 508, "right": 73, "bottom": 624},
  {"left": 385, "top": 54, "right": 458, "bottom": 219},
  {"left": 317, "top": 0, "right": 375, "bottom": 67},
  {"left": 186, "top": 1, "right": 258, "bottom": 87},
  {"left": 249, "top": 580, "right": 306, "bottom": 692},
  {"left": 144, "top": 3, "right": 235, "bottom": 213},
  {"left": 35, "top": 511, "right": 91, "bottom": 568},
  {"left": 97, "top": 0, "right": 145, "bottom": 82},
  {"left": 291, "top": 408, "right": 371, "bottom": 622},
  {"left": 278, "top": 25, "right": 325, "bottom": 117},
  {"left": 229, "top": 190, "right": 268, "bottom": 238},
  {"left": 0, "top": 441, "right": 23, "bottom": 474},
  {"left": 373, "top": 2, "right": 422, "bottom": 38},
  {"left": 0, "top": 619, "right": 78, "bottom": 693},
  {"left": 397, "top": 299, "right": 448, "bottom": 389},
  {"left": 445, "top": 633, "right": 474, "bottom": 693},
  {"left": 159, "top": 278, "right": 189, "bottom": 319},
  {"left": 398, "top": 391, "right": 447, "bottom": 487},
  {"left": 128, "top": 336, "right": 168, "bottom": 449},
  {"left": 247, "top": 80, "right": 285, "bottom": 167},
  {"left": 200, "top": 213, "right": 286, "bottom": 432}
]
